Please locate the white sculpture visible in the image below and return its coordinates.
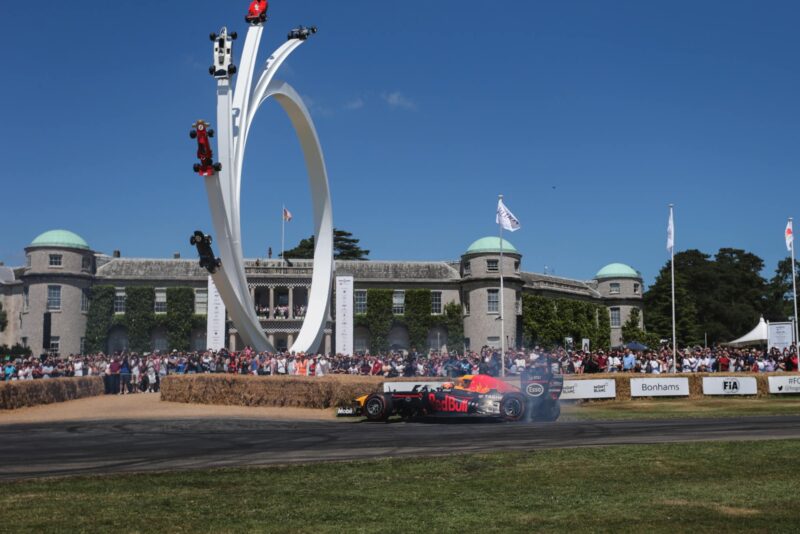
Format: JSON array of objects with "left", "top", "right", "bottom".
[{"left": 199, "top": 22, "right": 333, "bottom": 354}]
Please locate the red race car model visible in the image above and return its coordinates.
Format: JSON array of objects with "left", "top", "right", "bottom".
[
  {"left": 246, "top": 1, "right": 268, "bottom": 24},
  {"left": 190, "top": 120, "right": 222, "bottom": 176}
]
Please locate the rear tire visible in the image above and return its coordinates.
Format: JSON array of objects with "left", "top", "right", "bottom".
[
  {"left": 189, "top": 235, "right": 197, "bottom": 245},
  {"left": 207, "top": 129, "right": 215, "bottom": 138},
  {"left": 364, "top": 393, "right": 393, "bottom": 422},
  {"left": 230, "top": 32, "right": 238, "bottom": 40},
  {"left": 193, "top": 164, "right": 200, "bottom": 173},
  {"left": 214, "top": 163, "right": 223, "bottom": 172},
  {"left": 500, "top": 393, "right": 526, "bottom": 422},
  {"left": 228, "top": 64, "right": 237, "bottom": 75},
  {"left": 189, "top": 130, "right": 197, "bottom": 139},
  {"left": 209, "top": 33, "right": 217, "bottom": 41}
]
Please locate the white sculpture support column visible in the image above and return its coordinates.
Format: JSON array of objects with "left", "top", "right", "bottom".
[{"left": 201, "top": 25, "right": 333, "bottom": 354}]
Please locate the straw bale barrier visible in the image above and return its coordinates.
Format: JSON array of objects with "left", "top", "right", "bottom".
[
  {"left": 564, "top": 372, "right": 791, "bottom": 400},
  {"left": 0, "top": 377, "right": 104, "bottom": 410},
  {"left": 160, "top": 375, "right": 426, "bottom": 409}
]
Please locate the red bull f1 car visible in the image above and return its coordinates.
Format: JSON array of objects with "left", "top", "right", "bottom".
[{"left": 351, "top": 369, "right": 563, "bottom": 423}]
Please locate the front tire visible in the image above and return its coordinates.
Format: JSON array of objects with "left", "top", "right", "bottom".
[
  {"left": 500, "top": 393, "right": 526, "bottom": 422},
  {"left": 364, "top": 393, "right": 393, "bottom": 422},
  {"left": 207, "top": 129, "right": 215, "bottom": 138},
  {"left": 213, "top": 163, "right": 223, "bottom": 172},
  {"left": 189, "top": 130, "right": 197, "bottom": 139},
  {"left": 193, "top": 164, "right": 200, "bottom": 173}
]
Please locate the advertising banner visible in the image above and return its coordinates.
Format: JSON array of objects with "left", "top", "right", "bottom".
[
  {"left": 561, "top": 379, "right": 616, "bottom": 400},
  {"left": 206, "top": 276, "right": 226, "bottom": 351},
  {"left": 768, "top": 376, "right": 800, "bottom": 394},
  {"left": 768, "top": 322, "right": 795, "bottom": 351},
  {"left": 630, "top": 377, "right": 689, "bottom": 397},
  {"left": 702, "top": 376, "right": 758, "bottom": 395},
  {"left": 335, "top": 276, "right": 354, "bottom": 356}
]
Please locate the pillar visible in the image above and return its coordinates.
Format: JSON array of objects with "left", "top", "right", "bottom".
[
  {"left": 324, "top": 333, "right": 332, "bottom": 355},
  {"left": 269, "top": 286, "right": 275, "bottom": 319},
  {"left": 288, "top": 286, "right": 294, "bottom": 319},
  {"left": 287, "top": 333, "right": 295, "bottom": 351}
]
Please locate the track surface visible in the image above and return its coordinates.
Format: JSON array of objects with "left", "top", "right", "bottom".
[{"left": 2, "top": 415, "right": 800, "bottom": 481}]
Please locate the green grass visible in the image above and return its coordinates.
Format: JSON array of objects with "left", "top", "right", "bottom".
[
  {"left": 561, "top": 397, "right": 800, "bottom": 421},
  {"left": 2, "top": 440, "right": 800, "bottom": 533}
]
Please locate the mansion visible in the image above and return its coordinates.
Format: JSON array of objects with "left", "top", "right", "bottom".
[{"left": 0, "top": 230, "right": 644, "bottom": 356}]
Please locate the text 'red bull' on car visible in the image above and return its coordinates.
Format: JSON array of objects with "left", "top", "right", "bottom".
[{"left": 348, "top": 362, "right": 563, "bottom": 423}]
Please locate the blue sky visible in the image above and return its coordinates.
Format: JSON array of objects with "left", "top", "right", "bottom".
[{"left": 1, "top": 1, "right": 798, "bottom": 285}]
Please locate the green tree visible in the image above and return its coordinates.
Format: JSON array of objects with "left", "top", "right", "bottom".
[
  {"left": 0, "top": 301, "right": 6, "bottom": 332},
  {"left": 764, "top": 257, "right": 800, "bottom": 322},
  {"left": 521, "top": 295, "right": 610, "bottom": 350},
  {"left": 439, "top": 302, "right": 465, "bottom": 353},
  {"left": 621, "top": 308, "right": 660, "bottom": 347},
  {"left": 404, "top": 289, "right": 432, "bottom": 351},
  {"left": 284, "top": 229, "right": 370, "bottom": 260},
  {"left": 85, "top": 286, "right": 115, "bottom": 353},
  {"left": 365, "top": 289, "right": 393, "bottom": 353},
  {"left": 124, "top": 287, "right": 156, "bottom": 353},
  {"left": 166, "top": 288, "right": 195, "bottom": 351},
  {"left": 643, "top": 265, "right": 701, "bottom": 346}
]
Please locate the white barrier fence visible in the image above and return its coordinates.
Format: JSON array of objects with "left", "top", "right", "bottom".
[
  {"left": 561, "top": 379, "right": 616, "bottom": 400},
  {"left": 630, "top": 378, "right": 690, "bottom": 397},
  {"left": 703, "top": 376, "right": 758, "bottom": 396},
  {"left": 768, "top": 376, "right": 800, "bottom": 394}
]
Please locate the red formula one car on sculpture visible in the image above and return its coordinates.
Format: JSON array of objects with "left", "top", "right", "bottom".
[
  {"left": 354, "top": 368, "right": 563, "bottom": 423},
  {"left": 190, "top": 120, "right": 222, "bottom": 176},
  {"left": 246, "top": 1, "right": 268, "bottom": 24}
]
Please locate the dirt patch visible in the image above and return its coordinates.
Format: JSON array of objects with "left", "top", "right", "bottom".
[{"left": 0, "top": 393, "right": 337, "bottom": 425}]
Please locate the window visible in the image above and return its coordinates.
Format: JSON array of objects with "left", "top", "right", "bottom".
[
  {"left": 609, "top": 282, "right": 620, "bottom": 295},
  {"left": 25, "top": 254, "right": 31, "bottom": 268},
  {"left": 487, "top": 336, "right": 500, "bottom": 348},
  {"left": 23, "top": 287, "right": 29, "bottom": 312},
  {"left": 392, "top": 290, "right": 405, "bottom": 315},
  {"left": 516, "top": 293, "right": 522, "bottom": 315},
  {"left": 431, "top": 291, "right": 442, "bottom": 315},
  {"left": 487, "top": 259, "right": 499, "bottom": 272},
  {"left": 610, "top": 307, "right": 621, "bottom": 328},
  {"left": 463, "top": 261, "right": 471, "bottom": 275},
  {"left": 487, "top": 289, "right": 499, "bottom": 313},
  {"left": 81, "top": 289, "right": 90, "bottom": 313},
  {"left": 464, "top": 337, "right": 471, "bottom": 350},
  {"left": 634, "top": 283, "right": 641, "bottom": 295},
  {"left": 195, "top": 289, "right": 208, "bottom": 315},
  {"left": 155, "top": 288, "right": 167, "bottom": 314},
  {"left": 114, "top": 288, "right": 126, "bottom": 314},
  {"left": 514, "top": 261, "right": 520, "bottom": 273},
  {"left": 49, "top": 254, "right": 63, "bottom": 267},
  {"left": 82, "top": 256, "right": 92, "bottom": 271},
  {"left": 21, "top": 337, "right": 28, "bottom": 348},
  {"left": 354, "top": 290, "right": 367, "bottom": 314},
  {"left": 463, "top": 292, "right": 470, "bottom": 315},
  {"left": 47, "top": 285, "right": 61, "bottom": 311},
  {"left": 49, "top": 336, "right": 60, "bottom": 356}
]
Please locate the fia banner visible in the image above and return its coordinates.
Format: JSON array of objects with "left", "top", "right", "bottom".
[
  {"left": 768, "top": 376, "right": 800, "bottom": 394},
  {"left": 768, "top": 322, "right": 795, "bottom": 351},
  {"left": 335, "top": 276, "right": 354, "bottom": 356},
  {"left": 206, "top": 276, "right": 226, "bottom": 351},
  {"left": 630, "top": 377, "right": 689, "bottom": 397},
  {"left": 703, "top": 376, "right": 757, "bottom": 396},
  {"left": 561, "top": 379, "right": 616, "bottom": 400}
]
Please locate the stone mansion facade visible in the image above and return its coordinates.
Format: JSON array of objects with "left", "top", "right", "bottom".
[{"left": 0, "top": 230, "right": 644, "bottom": 356}]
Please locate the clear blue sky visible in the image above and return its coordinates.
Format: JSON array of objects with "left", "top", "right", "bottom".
[{"left": 1, "top": 1, "right": 798, "bottom": 285}]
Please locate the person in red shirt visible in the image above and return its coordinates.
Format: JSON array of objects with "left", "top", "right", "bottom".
[{"left": 718, "top": 352, "right": 731, "bottom": 372}]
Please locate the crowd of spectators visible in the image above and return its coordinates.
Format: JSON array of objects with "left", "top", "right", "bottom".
[
  {"left": 2, "top": 344, "right": 798, "bottom": 392},
  {"left": 254, "top": 305, "right": 307, "bottom": 319}
]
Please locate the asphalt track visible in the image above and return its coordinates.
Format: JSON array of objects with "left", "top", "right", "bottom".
[{"left": 2, "top": 415, "right": 800, "bottom": 481}]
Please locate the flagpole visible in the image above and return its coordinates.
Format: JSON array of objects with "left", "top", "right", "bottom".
[
  {"left": 790, "top": 217, "right": 799, "bottom": 354},
  {"left": 281, "top": 204, "right": 286, "bottom": 264},
  {"left": 499, "top": 194, "right": 506, "bottom": 378},
  {"left": 670, "top": 204, "right": 677, "bottom": 374}
]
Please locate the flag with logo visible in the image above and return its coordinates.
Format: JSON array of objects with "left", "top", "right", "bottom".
[
  {"left": 667, "top": 207, "right": 674, "bottom": 253},
  {"left": 283, "top": 207, "right": 293, "bottom": 222},
  {"left": 496, "top": 198, "right": 520, "bottom": 232},
  {"left": 786, "top": 219, "right": 794, "bottom": 251}
]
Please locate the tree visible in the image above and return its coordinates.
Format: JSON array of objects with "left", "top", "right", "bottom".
[
  {"left": 85, "top": 286, "right": 116, "bottom": 353},
  {"left": 764, "top": 257, "right": 800, "bottom": 322},
  {"left": 643, "top": 263, "right": 701, "bottom": 346},
  {"left": 283, "top": 229, "right": 369, "bottom": 260},
  {"left": 0, "top": 301, "right": 6, "bottom": 332},
  {"left": 621, "top": 308, "right": 660, "bottom": 348},
  {"left": 521, "top": 295, "right": 610, "bottom": 350}
]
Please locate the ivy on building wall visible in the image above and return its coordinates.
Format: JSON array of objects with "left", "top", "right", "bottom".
[
  {"left": 404, "top": 289, "right": 432, "bottom": 352},
  {"left": 0, "top": 301, "right": 7, "bottom": 332},
  {"left": 365, "top": 288, "right": 393, "bottom": 353},
  {"left": 436, "top": 302, "right": 465, "bottom": 353},
  {"left": 166, "top": 287, "right": 195, "bottom": 351},
  {"left": 124, "top": 287, "right": 156, "bottom": 353},
  {"left": 521, "top": 294, "right": 610, "bottom": 351},
  {"left": 85, "top": 286, "right": 115, "bottom": 353}
]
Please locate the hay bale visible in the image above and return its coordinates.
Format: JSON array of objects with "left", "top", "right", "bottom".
[{"left": 0, "top": 377, "right": 104, "bottom": 410}]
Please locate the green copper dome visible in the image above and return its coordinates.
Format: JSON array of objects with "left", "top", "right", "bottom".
[
  {"left": 30, "top": 230, "right": 90, "bottom": 251},
  {"left": 595, "top": 263, "right": 640, "bottom": 279},
  {"left": 465, "top": 237, "right": 519, "bottom": 255}
]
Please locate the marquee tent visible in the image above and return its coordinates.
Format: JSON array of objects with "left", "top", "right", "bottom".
[{"left": 724, "top": 316, "right": 768, "bottom": 347}]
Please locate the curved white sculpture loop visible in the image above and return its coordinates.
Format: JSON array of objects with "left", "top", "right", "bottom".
[{"left": 203, "top": 26, "right": 333, "bottom": 354}]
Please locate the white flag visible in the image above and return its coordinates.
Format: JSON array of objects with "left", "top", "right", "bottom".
[
  {"left": 786, "top": 219, "right": 794, "bottom": 251},
  {"left": 666, "top": 207, "right": 674, "bottom": 253},
  {"left": 496, "top": 198, "right": 521, "bottom": 232}
]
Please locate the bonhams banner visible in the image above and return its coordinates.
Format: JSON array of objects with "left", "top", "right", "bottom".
[
  {"left": 703, "top": 376, "right": 757, "bottom": 396},
  {"left": 768, "top": 376, "right": 800, "bottom": 394},
  {"left": 561, "top": 379, "right": 616, "bottom": 400},
  {"left": 206, "top": 276, "right": 226, "bottom": 351},
  {"left": 335, "top": 276, "right": 354, "bottom": 356},
  {"left": 630, "top": 377, "right": 689, "bottom": 397}
]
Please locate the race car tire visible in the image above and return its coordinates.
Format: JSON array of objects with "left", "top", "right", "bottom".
[
  {"left": 208, "top": 129, "right": 215, "bottom": 138},
  {"left": 231, "top": 32, "right": 238, "bottom": 40},
  {"left": 500, "top": 392, "right": 526, "bottom": 422},
  {"left": 536, "top": 400, "right": 561, "bottom": 422},
  {"left": 189, "top": 235, "right": 197, "bottom": 246},
  {"left": 193, "top": 164, "right": 201, "bottom": 173},
  {"left": 209, "top": 66, "right": 216, "bottom": 76},
  {"left": 228, "top": 64, "right": 238, "bottom": 75},
  {"left": 209, "top": 33, "right": 217, "bottom": 42},
  {"left": 214, "top": 163, "right": 223, "bottom": 172},
  {"left": 364, "top": 393, "right": 392, "bottom": 422},
  {"left": 190, "top": 130, "right": 197, "bottom": 139}
]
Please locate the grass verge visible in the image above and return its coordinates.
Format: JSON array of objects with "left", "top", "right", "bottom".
[{"left": 2, "top": 440, "right": 799, "bottom": 533}]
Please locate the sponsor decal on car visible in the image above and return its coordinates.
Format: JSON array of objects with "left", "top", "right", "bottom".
[
  {"left": 428, "top": 393, "right": 469, "bottom": 413},
  {"left": 525, "top": 383, "right": 545, "bottom": 397}
]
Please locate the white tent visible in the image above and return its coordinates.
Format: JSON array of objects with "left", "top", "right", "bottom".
[{"left": 724, "top": 316, "right": 768, "bottom": 347}]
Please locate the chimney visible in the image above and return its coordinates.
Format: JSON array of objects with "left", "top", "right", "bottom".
[
  {"left": 113, "top": 250, "right": 121, "bottom": 258},
  {"left": 173, "top": 252, "right": 181, "bottom": 259}
]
